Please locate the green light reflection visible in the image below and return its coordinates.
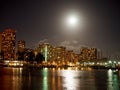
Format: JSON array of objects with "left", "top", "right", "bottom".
[
  {"left": 43, "top": 68, "right": 48, "bottom": 90},
  {"left": 107, "top": 69, "right": 119, "bottom": 90}
]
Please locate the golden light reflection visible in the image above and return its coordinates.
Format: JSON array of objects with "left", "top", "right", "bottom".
[
  {"left": 12, "top": 68, "right": 23, "bottom": 90},
  {"left": 60, "top": 70, "right": 80, "bottom": 90},
  {"left": 52, "top": 69, "right": 56, "bottom": 90}
]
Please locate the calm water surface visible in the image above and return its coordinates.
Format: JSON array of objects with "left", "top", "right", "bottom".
[{"left": 0, "top": 67, "right": 120, "bottom": 90}]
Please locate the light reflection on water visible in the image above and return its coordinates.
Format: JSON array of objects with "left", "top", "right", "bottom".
[
  {"left": 43, "top": 68, "right": 48, "bottom": 90},
  {"left": 0, "top": 67, "right": 120, "bottom": 90},
  {"left": 60, "top": 70, "right": 97, "bottom": 90},
  {"left": 107, "top": 69, "right": 119, "bottom": 90},
  {"left": 60, "top": 70, "right": 81, "bottom": 90}
]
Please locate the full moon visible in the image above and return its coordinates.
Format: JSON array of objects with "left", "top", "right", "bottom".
[
  {"left": 61, "top": 12, "right": 84, "bottom": 33},
  {"left": 67, "top": 15, "right": 78, "bottom": 26}
]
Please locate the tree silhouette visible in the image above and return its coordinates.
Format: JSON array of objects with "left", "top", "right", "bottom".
[
  {"left": 35, "top": 53, "right": 44, "bottom": 63},
  {"left": 17, "top": 51, "right": 25, "bottom": 60},
  {"left": 24, "top": 50, "right": 35, "bottom": 62}
]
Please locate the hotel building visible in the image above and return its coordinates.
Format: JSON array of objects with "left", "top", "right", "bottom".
[
  {"left": 18, "top": 40, "right": 25, "bottom": 52},
  {"left": 1, "top": 29, "right": 16, "bottom": 60},
  {"left": 80, "top": 47, "right": 97, "bottom": 60}
]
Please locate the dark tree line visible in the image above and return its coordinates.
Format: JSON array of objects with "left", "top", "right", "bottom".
[{"left": 17, "top": 50, "right": 44, "bottom": 63}]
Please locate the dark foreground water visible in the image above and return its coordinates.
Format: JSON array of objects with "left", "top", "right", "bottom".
[{"left": 0, "top": 67, "right": 120, "bottom": 90}]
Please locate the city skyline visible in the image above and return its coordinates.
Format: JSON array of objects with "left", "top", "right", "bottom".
[
  {"left": 0, "top": 0, "right": 120, "bottom": 57},
  {"left": 0, "top": 29, "right": 98, "bottom": 63}
]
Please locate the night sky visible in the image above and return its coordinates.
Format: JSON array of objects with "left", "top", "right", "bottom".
[{"left": 0, "top": 0, "right": 120, "bottom": 58}]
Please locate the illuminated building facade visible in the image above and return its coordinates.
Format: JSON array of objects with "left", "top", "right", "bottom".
[
  {"left": 37, "top": 43, "right": 67, "bottom": 63},
  {"left": 18, "top": 40, "right": 25, "bottom": 52},
  {"left": 0, "top": 33, "right": 2, "bottom": 52},
  {"left": 74, "top": 54, "right": 80, "bottom": 63},
  {"left": 51, "top": 46, "right": 66, "bottom": 62},
  {"left": 38, "top": 43, "right": 53, "bottom": 62},
  {"left": 80, "top": 47, "right": 97, "bottom": 60},
  {"left": 0, "top": 33, "right": 2, "bottom": 59},
  {"left": 17, "top": 40, "right": 25, "bottom": 60},
  {"left": 89, "top": 48, "right": 97, "bottom": 60},
  {"left": 80, "top": 47, "right": 89, "bottom": 60},
  {"left": 1, "top": 29, "right": 16, "bottom": 60},
  {"left": 66, "top": 50, "right": 75, "bottom": 62}
]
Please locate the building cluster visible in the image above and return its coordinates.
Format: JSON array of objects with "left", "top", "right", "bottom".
[
  {"left": 0, "top": 29, "right": 98, "bottom": 64},
  {"left": 37, "top": 43, "right": 97, "bottom": 64}
]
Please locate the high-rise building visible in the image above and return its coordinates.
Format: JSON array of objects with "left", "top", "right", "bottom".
[
  {"left": 0, "top": 33, "right": 2, "bottom": 59},
  {"left": 74, "top": 54, "right": 80, "bottom": 63},
  {"left": 80, "top": 47, "right": 89, "bottom": 60},
  {"left": 80, "top": 47, "right": 97, "bottom": 60},
  {"left": 0, "top": 33, "right": 2, "bottom": 52},
  {"left": 38, "top": 43, "right": 52, "bottom": 62},
  {"left": 89, "top": 48, "right": 97, "bottom": 60},
  {"left": 66, "top": 50, "right": 75, "bottom": 62},
  {"left": 37, "top": 43, "right": 67, "bottom": 62},
  {"left": 18, "top": 40, "right": 25, "bottom": 52},
  {"left": 52, "top": 46, "right": 66, "bottom": 62},
  {"left": 17, "top": 40, "right": 25, "bottom": 60},
  {"left": 1, "top": 29, "right": 16, "bottom": 60}
]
